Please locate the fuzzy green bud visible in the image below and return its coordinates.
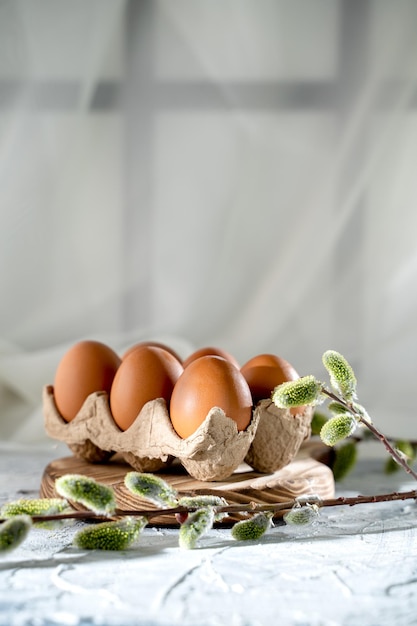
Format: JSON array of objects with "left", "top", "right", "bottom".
[
  {"left": 0, "top": 498, "right": 72, "bottom": 530},
  {"left": 178, "top": 495, "right": 228, "bottom": 522},
  {"left": 328, "top": 401, "right": 350, "bottom": 416},
  {"left": 272, "top": 375, "right": 323, "bottom": 409},
  {"left": 320, "top": 415, "right": 358, "bottom": 447},
  {"left": 1, "top": 498, "right": 69, "bottom": 518},
  {"left": 231, "top": 512, "right": 273, "bottom": 541},
  {"left": 351, "top": 402, "right": 371, "bottom": 423},
  {"left": 284, "top": 505, "right": 319, "bottom": 526},
  {"left": 322, "top": 350, "right": 357, "bottom": 400},
  {"left": 331, "top": 441, "right": 358, "bottom": 481},
  {"left": 179, "top": 507, "right": 215, "bottom": 550},
  {"left": 0, "top": 515, "right": 32, "bottom": 553},
  {"left": 385, "top": 441, "right": 416, "bottom": 474},
  {"left": 55, "top": 474, "right": 116, "bottom": 516},
  {"left": 124, "top": 472, "right": 178, "bottom": 508},
  {"left": 73, "top": 516, "right": 147, "bottom": 551}
]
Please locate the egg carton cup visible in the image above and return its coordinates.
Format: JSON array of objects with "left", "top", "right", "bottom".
[
  {"left": 244, "top": 399, "right": 313, "bottom": 474},
  {"left": 43, "top": 385, "right": 261, "bottom": 481}
]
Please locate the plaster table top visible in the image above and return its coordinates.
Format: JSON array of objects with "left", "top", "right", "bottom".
[{"left": 1, "top": 441, "right": 417, "bottom": 626}]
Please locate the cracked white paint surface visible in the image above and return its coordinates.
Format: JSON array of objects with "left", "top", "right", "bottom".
[{"left": 1, "top": 444, "right": 417, "bottom": 626}]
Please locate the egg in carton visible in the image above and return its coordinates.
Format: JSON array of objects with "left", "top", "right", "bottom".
[
  {"left": 238, "top": 352, "right": 313, "bottom": 474},
  {"left": 42, "top": 385, "right": 260, "bottom": 481},
  {"left": 244, "top": 399, "right": 313, "bottom": 474}
]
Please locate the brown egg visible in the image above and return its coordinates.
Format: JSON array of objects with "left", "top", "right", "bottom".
[
  {"left": 183, "top": 346, "right": 240, "bottom": 369},
  {"left": 169, "top": 355, "right": 252, "bottom": 439},
  {"left": 54, "top": 340, "right": 121, "bottom": 422},
  {"left": 110, "top": 345, "right": 183, "bottom": 431},
  {"left": 121, "top": 341, "right": 183, "bottom": 363},
  {"left": 240, "top": 353, "right": 300, "bottom": 409}
]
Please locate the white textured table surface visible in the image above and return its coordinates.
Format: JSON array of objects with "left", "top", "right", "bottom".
[{"left": 1, "top": 443, "right": 417, "bottom": 626}]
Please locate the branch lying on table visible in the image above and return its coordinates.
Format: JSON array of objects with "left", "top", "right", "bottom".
[{"left": 2, "top": 487, "right": 417, "bottom": 525}]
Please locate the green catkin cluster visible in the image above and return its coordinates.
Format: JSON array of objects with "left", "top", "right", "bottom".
[
  {"left": 73, "top": 516, "right": 147, "bottom": 551},
  {"left": 272, "top": 375, "right": 323, "bottom": 409},
  {"left": 231, "top": 512, "right": 273, "bottom": 541},
  {"left": 332, "top": 441, "right": 358, "bottom": 481},
  {"left": 1, "top": 498, "right": 72, "bottom": 529},
  {"left": 178, "top": 495, "right": 228, "bottom": 522},
  {"left": 124, "top": 472, "right": 179, "bottom": 508},
  {"left": 55, "top": 474, "right": 116, "bottom": 516},
  {"left": 322, "top": 350, "right": 357, "bottom": 401},
  {"left": 1, "top": 498, "right": 69, "bottom": 518},
  {"left": 0, "top": 515, "right": 32, "bottom": 552},
  {"left": 283, "top": 505, "right": 319, "bottom": 526},
  {"left": 385, "top": 440, "right": 416, "bottom": 474},
  {"left": 179, "top": 507, "right": 215, "bottom": 550},
  {"left": 320, "top": 415, "right": 358, "bottom": 447}
]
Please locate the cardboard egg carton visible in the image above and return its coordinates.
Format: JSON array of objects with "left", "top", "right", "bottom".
[
  {"left": 43, "top": 386, "right": 312, "bottom": 481},
  {"left": 245, "top": 399, "right": 313, "bottom": 473}
]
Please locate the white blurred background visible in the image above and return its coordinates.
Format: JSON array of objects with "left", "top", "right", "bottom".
[{"left": 0, "top": 0, "right": 417, "bottom": 443}]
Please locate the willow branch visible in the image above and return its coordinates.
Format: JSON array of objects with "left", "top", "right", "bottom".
[
  {"left": 1, "top": 488, "right": 417, "bottom": 526},
  {"left": 321, "top": 386, "right": 417, "bottom": 482}
]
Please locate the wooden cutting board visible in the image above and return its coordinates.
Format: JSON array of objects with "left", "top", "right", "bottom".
[{"left": 40, "top": 449, "right": 335, "bottom": 525}]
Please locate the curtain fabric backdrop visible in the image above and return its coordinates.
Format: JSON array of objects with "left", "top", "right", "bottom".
[{"left": 0, "top": 0, "right": 417, "bottom": 443}]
